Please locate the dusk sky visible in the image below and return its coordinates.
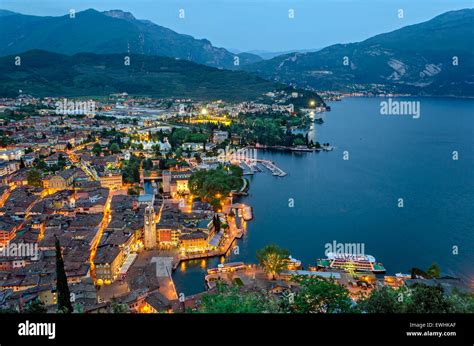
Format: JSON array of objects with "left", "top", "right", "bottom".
[{"left": 2, "top": 0, "right": 472, "bottom": 52}]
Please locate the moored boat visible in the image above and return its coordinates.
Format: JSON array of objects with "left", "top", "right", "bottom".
[
  {"left": 316, "top": 252, "right": 386, "bottom": 273},
  {"left": 284, "top": 256, "right": 302, "bottom": 270},
  {"left": 206, "top": 261, "right": 247, "bottom": 275}
]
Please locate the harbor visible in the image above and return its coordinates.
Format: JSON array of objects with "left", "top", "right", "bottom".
[{"left": 172, "top": 97, "right": 474, "bottom": 296}]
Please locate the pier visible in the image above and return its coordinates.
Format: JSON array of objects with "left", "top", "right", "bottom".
[
  {"left": 238, "top": 161, "right": 255, "bottom": 175},
  {"left": 257, "top": 159, "right": 287, "bottom": 177}
]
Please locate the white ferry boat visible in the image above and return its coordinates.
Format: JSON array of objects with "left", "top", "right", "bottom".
[{"left": 317, "top": 252, "right": 386, "bottom": 273}]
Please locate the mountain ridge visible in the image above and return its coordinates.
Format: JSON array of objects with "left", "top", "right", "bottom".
[
  {"left": 0, "top": 8, "right": 262, "bottom": 69},
  {"left": 243, "top": 9, "right": 474, "bottom": 96}
]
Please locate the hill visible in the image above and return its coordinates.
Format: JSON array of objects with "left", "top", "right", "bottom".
[
  {"left": 0, "top": 50, "right": 289, "bottom": 101},
  {"left": 0, "top": 9, "right": 262, "bottom": 69},
  {"left": 243, "top": 9, "right": 474, "bottom": 96}
]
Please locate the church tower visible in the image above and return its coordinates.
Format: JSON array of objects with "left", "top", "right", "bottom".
[{"left": 144, "top": 205, "right": 157, "bottom": 249}]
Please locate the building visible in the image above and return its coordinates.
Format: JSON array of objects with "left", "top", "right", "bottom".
[
  {"left": 179, "top": 231, "right": 209, "bottom": 253},
  {"left": 43, "top": 152, "right": 63, "bottom": 167},
  {"left": 144, "top": 205, "right": 156, "bottom": 249},
  {"left": 94, "top": 246, "right": 122, "bottom": 283},
  {"left": 0, "top": 217, "right": 18, "bottom": 246},
  {"left": 43, "top": 169, "right": 77, "bottom": 190},
  {"left": 0, "top": 161, "right": 20, "bottom": 177},
  {"left": 157, "top": 225, "right": 181, "bottom": 247},
  {"left": 99, "top": 172, "right": 122, "bottom": 190},
  {"left": 162, "top": 170, "right": 192, "bottom": 198},
  {"left": 0, "top": 148, "right": 24, "bottom": 161},
  {"left": 212, "top": 130, "right": 229, "bottom": 144},
  {"left": 22, "top": 154, "right": 36, "bottom": 167},
  {"left": 181, "top": 142, "right": 204, "bottom": 151},
  {"left": 230, "top": 134, "right": 241, "bottom": 146}
]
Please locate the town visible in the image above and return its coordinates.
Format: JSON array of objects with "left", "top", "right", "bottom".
[
  {"left": 0, "top": 92, "right": 472, "bottom": 314},
  {"left": 0, "top": 91, "right": 319, "bottom": 313}
]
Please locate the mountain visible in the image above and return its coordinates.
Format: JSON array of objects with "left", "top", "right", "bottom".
[
  {"left": 243, "top": 9, "right": 474, "bottom": 96},
  {"left": 0, "top": 50, "right": 286, "bottom": 101},
  {"left": 244, "top": 49, "right": 321, "bottom": 60},
  {"left": 0, "top": 9, "right": 262, "bottom": 69}
]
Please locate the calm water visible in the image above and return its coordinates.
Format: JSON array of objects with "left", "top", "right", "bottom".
[{"left": 173, "top": 97, "right": 474, "bottom": 296}]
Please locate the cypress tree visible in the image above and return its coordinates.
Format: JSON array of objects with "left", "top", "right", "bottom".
[
  {"left": 213, "top": 214, "right": 221, "bottom": 234},
  {"left": 55, "top": 236, "right": 73, "bottom": 313}
]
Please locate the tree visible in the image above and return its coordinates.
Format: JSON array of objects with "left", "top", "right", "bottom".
[
  {"left": 55, "top": 236, "right": 73, "bottom": 313},
  {"left": 92, "top": 143, "right": 102, "bottom": 156},
  {"left": 256, "top": 244, "right": 290, "bottom": 280},
  {"left": 198, "top": 284, "right": 281, "bottom": 313},
  {"left": 127, "top": 186, "right": 140, "bottom": 196},
  {"left": 57, "top": 153, "right": 66, "bottom": 170},
  {"left": 0, "top": 306, "right": 18, "bottom": 313},
  {"left": 189, "top": 165, "right": 243, "bottom": 211},
  {"left": 405, "top": 284, "right": 450, "bottom": 313},
  {"left": 27, "top": 169, "right": 43, "bottom": 187},
  {"left": 445, "top": 290, "right": 474, "bottom": 313},
  {"left": 426, "top": 262, "right": 441, "bottom": 279},
  {"left": 23, "top": 299, "right": 47, "bottom": 313},
  {"left": 194, "top": 153, "right": 202, "bottom": 164},
  {"left": 142, "top": 158, "right": 153, "bottom": 170},
  {"left": 358, "top": 286, "right": 403, "bottom": 313},
  {"left": 122, "top": 154, "right": 141, "bottom": 184},
  {"left": 291, "top": 276, "right": 355, "bottom": 313},
  {"left": 212, "top": 214, "right": 221, "bottom": 234},
  {"left": 293, "top": 137, "right": 306, "bottom": 146},
  {"left": 111, "top": 303, "right": 130, "bottom": 313},
  {"left": 109, "top": 142, "right": 121, "bottom": 154}
]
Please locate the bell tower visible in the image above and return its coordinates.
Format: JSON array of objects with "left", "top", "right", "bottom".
[{"left": 144, "top": 205, "right": 156, "bottom": 249}]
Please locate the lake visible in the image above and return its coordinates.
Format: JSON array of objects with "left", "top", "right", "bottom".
[{"left": 173, "top": 97, "right": 474, "bottom": 296}]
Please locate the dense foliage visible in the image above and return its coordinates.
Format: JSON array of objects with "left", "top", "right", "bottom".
[
  {"left": 198, "top": 284, "right": 282, "bottom": 313},
  {"left": 189, "top": 165, "right": 243, "bottom": 210},
  {"left": 230, "top": 113, "right": 311, "bottom": 147},
  {"left": 0, "top": 50, "right": 277, "bottom": 101}
]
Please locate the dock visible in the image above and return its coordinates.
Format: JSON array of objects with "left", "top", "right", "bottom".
[
  {"left": 238, "top": 161, "right": 254, "bottom": 175},
  {"left": 258, "top": 159, "right": 287, "bottom": 177}
]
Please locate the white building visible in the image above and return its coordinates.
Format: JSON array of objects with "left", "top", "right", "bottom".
[{"left": 0, "top": 148, "right": 24, "bottom": 161}]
